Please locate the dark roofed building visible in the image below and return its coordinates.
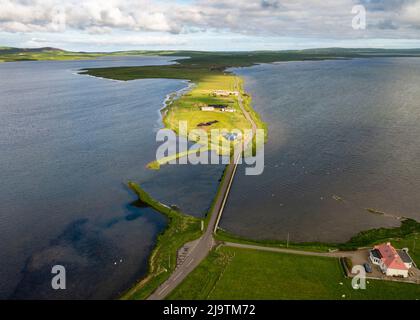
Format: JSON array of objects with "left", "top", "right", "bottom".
[
  {"left": 371, "top": 249, "right": 382, "bottom": 260},
  {"left": 397, "top": 249, "right": 415, "bottom": 269},
  {"left": 209, "top": 104, "right": 229, "bottom": 109}
]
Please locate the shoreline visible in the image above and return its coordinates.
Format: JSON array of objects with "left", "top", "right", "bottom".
[{"left": 155, "top": 79, "right": 194, "bottom": 132}]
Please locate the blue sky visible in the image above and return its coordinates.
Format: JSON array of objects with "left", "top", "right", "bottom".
[{"left": 1, "top": 0, "right": 420, "bottom": 51}]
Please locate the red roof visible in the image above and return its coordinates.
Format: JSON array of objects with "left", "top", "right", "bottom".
[{"left": 374, "top": 243, "right": 408, "bottom": 271}]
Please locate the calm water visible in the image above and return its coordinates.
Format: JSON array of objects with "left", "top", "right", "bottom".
[
  {"left": 222, "top": 58, "right": 420, "bottom": 243},
  {"left": 0, "top": 56, "right": 224, "bottom": 299}
]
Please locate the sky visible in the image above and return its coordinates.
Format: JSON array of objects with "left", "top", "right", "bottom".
[{"left": 1, "top": 0, "right": 420, "bottom": 51}]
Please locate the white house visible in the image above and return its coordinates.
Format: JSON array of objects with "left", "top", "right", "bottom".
[
  {"left": 369, "top": 243, "right": 410, "bottom": 278},
  {"left": 213, "top": 90, "right": 239, "bottom": 97},
  {"left": 201, "top": 105, "right": 235, "bottom": 113}
]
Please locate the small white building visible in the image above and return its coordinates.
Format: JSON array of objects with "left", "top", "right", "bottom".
[
  {"left": 370, "top": 243, "right": 410, "bottom": 278},
  {"left": 213, "top": 90, "right": 239, "bottom": 97},
  {"left": 201, "top": 105, "right": 235, "bottom": 113}
]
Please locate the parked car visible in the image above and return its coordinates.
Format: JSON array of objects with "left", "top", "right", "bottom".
[{"left": 363, "top": 263, "right": 372, "bottom": 273}]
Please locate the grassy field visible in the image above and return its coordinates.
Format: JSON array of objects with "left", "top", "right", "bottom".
[
  {"left": 215, "top": 229, "right": 337, "bottom": 253},
  {"left": 161, "top": 74, "right": 259, "bottom": 155},
  {"left": 122, "top": 182, "right": 203, "bottom": 300},
  {"left": 168, "top": 246, "right": 420, "bottom": 300}
]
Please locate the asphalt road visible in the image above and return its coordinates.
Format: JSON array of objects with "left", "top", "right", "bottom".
[{"left": 147, "top": 79, "right": 256, "bottom": 300}]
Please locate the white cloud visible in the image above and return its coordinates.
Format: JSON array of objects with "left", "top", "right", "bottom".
[
  {"left": 400, "top": 1, "right": 420, "bottom": 27},
  {"left": 0, "top": 0, "right": 420, "bottom": 48},
  {"left": 0, "top": 0, "right": 180, "bottom": 33}
]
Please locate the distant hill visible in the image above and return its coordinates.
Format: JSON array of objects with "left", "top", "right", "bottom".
[
  {"left": 299, "top": 47, "right": 420, "bottom": 55},
  {"left": 0, "top": 46, "right": 106, "bottom": 62},
  {"left": 0, "top": 47, "right": 65, "bottom": 54}
]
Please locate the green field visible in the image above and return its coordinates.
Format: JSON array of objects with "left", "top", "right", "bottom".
[
  {"left": 162, "top": 74, "right": 261, "bottom": 155},
  {"left": 168, "top": 246, "right": 420, "bottom": 300}
]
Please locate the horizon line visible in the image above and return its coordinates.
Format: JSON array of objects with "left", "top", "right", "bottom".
[{"left": 3, "top": 46, "right": 420, "bottom": 54}]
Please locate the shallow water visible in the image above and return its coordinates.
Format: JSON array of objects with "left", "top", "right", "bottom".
[
  {"left": 222, "top": 58, "right": 420, "bottom": 243},
  {"left": 0, "top": 56, "right": 224, "bottom": 299}
]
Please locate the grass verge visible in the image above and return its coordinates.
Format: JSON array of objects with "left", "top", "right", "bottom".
[{"left": 215, "top": 229, "right": 336, "bottom": 252}]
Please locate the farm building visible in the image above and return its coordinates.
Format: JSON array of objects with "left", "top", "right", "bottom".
[
  {"left": 201, "top": 106, "right": 215, "bottom": 111},
  {"left": 201, "top": 105, "right": 235, "bottom": 113},
  {"left": 212, "top": 90, "right": 239, "bottom": 97},
  {"left": 397, "top": 249, "right": 415, "bottom": 269}
]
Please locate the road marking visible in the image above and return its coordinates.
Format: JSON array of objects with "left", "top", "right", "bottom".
[
  {"left": 189, "top": 240, "right": 200, "bottom": 253},
  {"left": 173, "top": 271, "right": 184, "bottom": 281},
  {"left": 158, "top": 285, "right": 170, "bottom": 296},
  {"left": 186, "top": 258, "right": 195, "bottom": 267}
]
